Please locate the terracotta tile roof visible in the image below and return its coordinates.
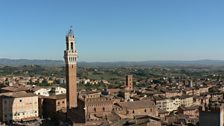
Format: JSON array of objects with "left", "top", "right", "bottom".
[
  {"left": 43, "top": 94, "right": 66, "bottom": 100},
  {"left": 0, "top": 91, "right": 36, "bottom": 98},
  {"left": 80, "top": 90, "right": 101, "bottom": 95},
  {"left": 107, "top": 88, "right": 120, "bottom": 94},
  {"left": 179, "top": 105, "right": 199, "bottom": 111},
  {"left": 178, "top": 95, "right": 193, "bottom": 99},
  {"left": 29, "top": 86, "right": 48, "bottom": 92},
  {"left": 1, "top": 86, "right": 29, "bottom": 92},
  {"left": 86, "top": 97, "right": 114, "bottom": 105},
  {"left": 117, "top": 100, "right": 156, "bottom": 109},
  {"left": 153, "top": 95, "right": 167, "bottom": 100}
]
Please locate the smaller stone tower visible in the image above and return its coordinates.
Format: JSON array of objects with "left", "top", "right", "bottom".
[{"left": 125, "top": 75, "right": 133, "bottom": 90}]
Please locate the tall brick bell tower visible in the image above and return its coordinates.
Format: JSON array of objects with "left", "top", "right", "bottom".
[{"left": 64, "top": 26, "right": 78, "bottom": 109}]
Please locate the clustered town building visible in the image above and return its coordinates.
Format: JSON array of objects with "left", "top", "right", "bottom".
[{"left": 0, "top": 28, "right": 223, "bottom": 126}]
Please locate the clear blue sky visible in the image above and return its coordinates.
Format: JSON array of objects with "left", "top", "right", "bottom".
[{"left": 0, "top": 0, "right": 224, "bottom": 62}]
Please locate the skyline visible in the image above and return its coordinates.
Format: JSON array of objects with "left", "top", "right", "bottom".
[{"left": 1, "top": 0, "right": 224, "bottom": 62}]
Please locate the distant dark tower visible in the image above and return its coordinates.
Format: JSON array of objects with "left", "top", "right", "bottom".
[
  {"left": 126, "top": 75, "right": 133, "bottom": 90},
  {"left": 64, "top": 27, "right": 78, "bottom": 109}
]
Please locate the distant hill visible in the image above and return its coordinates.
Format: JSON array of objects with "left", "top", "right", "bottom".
[
  {"left": 1, "top": 58, "right": 224, "bottom": 67},
  {"left": 0, "top": 58, "right": 64, "bottom": 66},
  {"left": 80, "top": 60, "right": 224, "bottom": 67}
]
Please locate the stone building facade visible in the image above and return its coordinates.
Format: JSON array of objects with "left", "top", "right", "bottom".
[
  {"left": 114, "top": 100, "right": 158, "bottom": 119},
  {"left": 42, "top": 94, "right": 67, "bottom": 118},
  {"left": 0, "top": 91, "right": 39, "bottom": 122}
]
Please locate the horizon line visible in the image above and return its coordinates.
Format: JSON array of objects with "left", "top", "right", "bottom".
[{"left": 1, "top": 58, "right": 224, "bottom": 63}]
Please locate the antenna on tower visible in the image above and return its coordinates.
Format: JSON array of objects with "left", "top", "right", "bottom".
[{"left": 67, "top": 25, "right": 74, "bottom": 36}]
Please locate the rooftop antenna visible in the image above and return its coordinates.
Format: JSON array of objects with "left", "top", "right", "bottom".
[{"left": 67, "top": 25, "right": 74, "bottom": 36}]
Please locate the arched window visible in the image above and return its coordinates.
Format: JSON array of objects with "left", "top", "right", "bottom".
[
  {"left": 94, "top": 108, "right": 96, "bottom": 112},
  {"left": 144, "top": 109, "right": 147, "bottom": 113},
  {"left": 103, "top": 107, "right": 105, "bottom": 112},
  {"left": 66, "top": 42, "right": 69, "bottom": 50},
  {"left": 71, "top": 43, "right": 73, "bottom": 50},
  {"left": 132, "top": 110, "right": 135, "bottom": 114}
]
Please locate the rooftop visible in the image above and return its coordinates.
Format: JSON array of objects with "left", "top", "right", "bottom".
[
  {"left": 44, "top": 94, "right": 66, "bottom": 100},
  {"left": 1, "top": 86, "right": 29, "bottom": 92},
  {"left": 117, "top": 100, "right": 156, "bottom": 109},
  {"left": 85, "top": 97, "right": 114, "bottom": 105},
  {"left": 179, "top": 105, "right": 199, "bottom": 111},
  {"left": 0, "top": 91, "right": 36, "bottom": 98}
]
